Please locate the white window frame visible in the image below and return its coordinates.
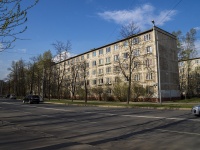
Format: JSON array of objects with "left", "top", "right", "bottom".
[
  {"left": 98, "top": 68, "right": 103, "bottom": 74},
  {"left": 106, "top": 47, "right": 111, "bottom": 53},
  {"left": 93, "top": 51, "right": 96, "bottom": 57},
  {"left": 99, "top": 59, "right": 104, "bottom": 65},
  {"left": 114, "top": 44, "right": 119, "bottom": 50},
  {"left": 106, "top": 57, "right": 110, "bottom": 64},
  {"left": 133, "top": 49, "right": 140, "bottom": 56},
  {"left": 99, "top": 49, "right": 103, "bottom": 55},
  {"left": 132, "top": 37, "right": 139, "bottom": 44},
  {"left": 146, "top": 72, "right": 153, "bottom": 80},
  {"left": 92, "top": 60, "right": 96, "bottom": 66},
  {"left": 106, "top": 67, "right": 111, "bottom": 74},
  {"left": 144, "top": 34, "right": 151, "bottom": 41},
  {"left": 114, "top": 55, "right": 119, "bottom": 61},
  {"left": 134, "top": 74, "right": 140, "bottom": 81},
  {"left": 99, "top": 78, "right": 103, "bottom": 84},
  {"left": 123, "top": 52, "right": 128, "bottom": 59},
  {"left": 146, "top": 46, "right": 152, "bottom": 54},
  {"left": 92, "top": 70, "right": 96, "bottom": 75}
]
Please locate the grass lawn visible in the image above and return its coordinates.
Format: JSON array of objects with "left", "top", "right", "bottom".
[{"left": 44, "top": 98, "right": 200, "bottom": 109}]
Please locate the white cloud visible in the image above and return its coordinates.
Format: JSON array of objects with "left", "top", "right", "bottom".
[
  {"left": 195, "top": 39, "right": 200, "bottom": 57},
  {"left": 98, "top": 4, "right": 177, "bottom": 29},
  {"left": 53, "top": 51, "right": 76, "bottom": 63},
  {"left": 194, "top": 26, "right": 200, "bottom": 31},
  {"left": 19, "top": 49, "right": 27, "bottom": 53}
]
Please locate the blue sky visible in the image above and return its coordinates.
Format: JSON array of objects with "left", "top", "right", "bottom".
[{"left": 0, "top": 0, "right": 200, "bottom": 80}]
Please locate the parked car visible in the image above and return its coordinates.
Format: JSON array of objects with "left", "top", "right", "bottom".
[
  {"left": 191, "top": 105, "right": 200, "bottom": 116},
  {"left": 5, "top": 94, "right": 10, "bottom": 98},
  {"left": 23, "top": 95, "right": 40, "bottom": 104},
  {"left": 10, "top": 94, "right": 16, "bottom": 99}
]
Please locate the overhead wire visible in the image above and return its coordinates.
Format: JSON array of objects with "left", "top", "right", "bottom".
[{"left": 157, "top": 0, "right": 183, "bottom": 25}]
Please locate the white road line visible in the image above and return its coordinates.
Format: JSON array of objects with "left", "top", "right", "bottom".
[
  {"left": 2, "top": 101, "right": 200, "bottom": 122},
  {"left": 122, "top": 114, "right": 200, "bottom": 122},
  {"left": 37, "top": 106, "right": 72, "bottom": 112},
  {"left": 157, "top": 129, "right": 200, "bottom": 136}
]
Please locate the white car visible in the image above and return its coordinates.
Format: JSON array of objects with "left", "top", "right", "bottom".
[{"left": 191, "top": 105, "right": 200, "bottom": 116}]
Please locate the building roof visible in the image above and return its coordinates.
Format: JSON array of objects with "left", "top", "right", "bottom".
[
  {"left": 178, "top": 57, "right": 200, "bottom": 62},
  {"left": 55, "top": 26, "right": 176, "bottom": 65}
]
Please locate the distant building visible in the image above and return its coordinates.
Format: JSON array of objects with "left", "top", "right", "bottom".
[
  {"left": 179, "top": 57, "right": 200, "bottom": 97},
  {"left": 55, "top": 26, "right": 180, "bottom": 102}
]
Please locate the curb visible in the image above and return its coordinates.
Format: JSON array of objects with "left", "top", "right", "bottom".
[{"left": 44, "top": 102, "right": 192, "bottom": 111}]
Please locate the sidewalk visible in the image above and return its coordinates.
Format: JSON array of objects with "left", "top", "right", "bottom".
[{"left": 44, "top": 100, "right": 198, "bottom": 110}]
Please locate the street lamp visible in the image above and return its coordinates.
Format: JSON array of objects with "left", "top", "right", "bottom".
[{"left": 152, "top": 20, "right": 162, "bottom": 104}]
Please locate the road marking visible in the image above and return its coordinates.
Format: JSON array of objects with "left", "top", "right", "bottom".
[
  {"left": 157, "top": 129, "right": 200, "bottom": 136},
  {"left": 37, "top": 106, "right": 72, "bottom": 112},
  {"left": 121, "top": 114, "right": 200, "bottom": 122},
  {"left": 2, "top": 101, "right": 200, "bottom": 122}
]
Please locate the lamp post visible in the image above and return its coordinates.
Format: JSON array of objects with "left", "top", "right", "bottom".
[{"left": 152, "top": 20, "right": 162, "bottom": 104}]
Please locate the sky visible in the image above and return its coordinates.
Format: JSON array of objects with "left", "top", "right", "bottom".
[{"left": 0, "top": 0, "right": 200, "bottom": 80}]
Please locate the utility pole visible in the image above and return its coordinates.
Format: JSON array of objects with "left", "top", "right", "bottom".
[{"left": 152, "top": 20, "right": 162, "bottom": 104}]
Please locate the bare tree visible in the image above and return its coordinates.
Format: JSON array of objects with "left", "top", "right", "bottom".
[
  {"left": 52, "top": 41, "right": 71, "bottom": 100},
  {"left": 79, "top": 60, "right": 89, "bottom": 103},
  {"left": 65, "top": 61, "right": 79, "bottom": 102},
  {"left": 116, "top": 22, "right": 141, "bottom": 104},
  {"left": 0, "top": 0, "right": 39, "bottom": 51}
]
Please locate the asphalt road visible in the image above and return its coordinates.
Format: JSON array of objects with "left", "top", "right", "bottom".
[{"left": 0, "top": 98, "right": 200, "bottom": 150}]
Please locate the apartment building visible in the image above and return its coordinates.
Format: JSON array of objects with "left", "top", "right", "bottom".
[
  {"left": 179, "top": 57, "right": 200, "bottom": 97},
  {"left": 56, "top": 26, "right": 180, "bottom": 101}
]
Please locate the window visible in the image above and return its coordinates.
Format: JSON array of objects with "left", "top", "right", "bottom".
[
  {"left": 134, "top": 74, "right": 140, "bottom": 81},
  {"left": 124, "top": 41, "right": 128, "bottom": 47},
  {"left": 114, "top": 66, "right": 120, "bottom": 72},
  {"left": 92, "top": 61, "right": 96, "bottom": 66},
  {"left": 87, "top": 54, "right": 89, "bottom": 59},
  {"left": 99, "top": 78, "right": 103, "bottom": 84},
  {"left": 93, "top": 79, "right": 97, "bottom": 85},
  {"left": 134, "top": 61, "right": 139, "bottom": 68},
  {"left": 195, "top": 59, "right": 200, "bottom": 64},
  {"left": 86, "top": 71, "right": 89, "bottom": 76},
  {"left": 86, "top": 62, "right": 89, "bottom": 67},
  {"left": 132, "top": 37, "right": 139, "bottom": 44},
  {"left": 146, "top": 46, "right": 152, "bottom": 54},
  {"left": 76, "top": 57, "right": 79, "bottom": 62},
  {"left": 114, "top": 44, "right": 119, "bottom": 50},
  {"left": 106, "top": 78, "right": 111, "bottom": 84},
  {"left": 114, "top": 55, "right": 119, "bottom": 61},
  {"left": 106, "top": 57, "right": 110, "bottom": 64},
  {"left": 146, "top": 72, "right": 153, "bottom": 80},
  {"left": 124, "top": 64, "right": 128, "bottom": 69},
  {"left": 144, "top": 34, "right": 151, "bottom": 41},
  {"left": 99, "top": 59, "right": 104, "bottom": 65},
  {"left": 106, "top": 67, "right": 111, "bottom": 74},
  {"left": 81, "top": 55, "right": 84, "bottom": 60},
  {"left": 123, "top": 52, "right": 128, "bottom": 59},
  {"left": 145, "top": 59, "right": 152, "bottom": 67},
  {"left": 99, "top": 68, "right": 103, "bottom": 74},
  {"left": 92, "top": 70, "right": 96, "bottom": 75},
  {"left": 133, "top": 49, "right": 140, "bottom": 56},
  {"left": 99, "top": 49, "right": 103, "bottom": 55},
  {"left": 93, "top": 51, "right": 96, "bottom": 57},
  {"left": 106, "top": 47, "right": 111, "bottom": 53}
]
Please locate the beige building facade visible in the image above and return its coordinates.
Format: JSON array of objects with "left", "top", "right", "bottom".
[
  {"left": 179, "top": 57, "right": 200, "bottom": 97},
  {"left": 56, "top": 26, "right": 180, "bottom": 101}
]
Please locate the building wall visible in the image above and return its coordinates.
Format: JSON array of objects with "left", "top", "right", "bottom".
[
  {"left": 56, "top": 27, "right": 180, "bottom": 101},
  {"left": 179, "top": 57, "right": 200, "bottom": 96},
  {"left": 156, "top": 28, "right": 180, "bottom": 99}
]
